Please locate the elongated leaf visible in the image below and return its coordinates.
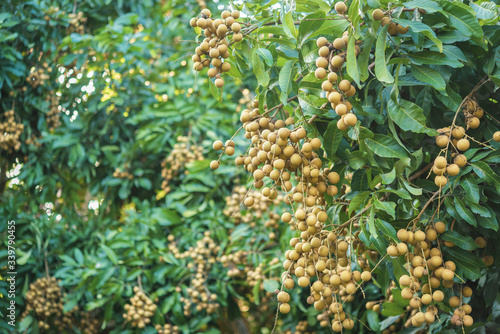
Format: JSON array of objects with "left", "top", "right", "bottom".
[
  {"left": 411, "top": 65, "right": 445, "bottom": 90},
  {"left": 251, "top": 49, "right": 270, "bottom": 86},
  {"left": 469, "top": 1, "right": 498, "bottom": 20},
  {"left": 439, "top": 0, "right": 483, "bottom": 39},
  {"left": 460, "top": 173, "right": 480, "bottom": 203},
  {"left": 298, "top": 11, "right": 325, "bottom": 43},
  {"left": 358, "top": 33, "right": 375, "bottom": 81},
  {"left": 402, "top": 0, "right": 442, "bottom": 13},
  {"left": 454, "top": 197, "right": 477, "bottom": 227},
  {"left": 481, "top": 208, "right": 499, "bottom": 231},
  {"left": 472, "top": 161, "right": 500, "bottom": 192},
  {"left": 392, "top": 18, "right": 443, "bottom": 51},
  {"left": 381, "top": 302, "right": 405, "bottom": 317},
  {"left": 347, "top": 30, "right": 360, "bottom": 86},
  {"left": 283, "top": 8, "right": 298, "bottom": 39},
  {"left": 349, "top": 191, "right": 371, "bottom": 215},
  {"left": 375, "top": 219, "right": 398, "bottom": 242},
  {"left": 387, "top": 99, "right": 438, "bottom": 135},
  {"left": 444, "top": 247, "right": 485, "bottom": 280},
  {"left": 308, "top": 16, "right": 349, "bottom": 40},
  {"left": 441, "top": 231, "right": 477, "bottom": 250},
  {"left": 375, "top": 25, "right": 394, "bottom": 84},
  {"left": 408, "top": 51, "right": 449, "bottom": 66},
  {"left": 373, "top": 197, "right": 396, "bottom": 218},
  {"left": 279, "top": 60, "right": 296, "bottom": 104},
  {"left": 365, "top": 134, "right": 408, "bottom": 159},
  {"left": 323, "top": 120, "right": 343, "bottom": 158}
]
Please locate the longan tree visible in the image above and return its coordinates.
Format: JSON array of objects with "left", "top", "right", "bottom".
[{"left": 191, "top": 1, "right": 500, "bottom": 333}]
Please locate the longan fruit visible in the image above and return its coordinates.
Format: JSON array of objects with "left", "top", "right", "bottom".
[
  {"left": 335, "top": 2, "right": 347, "bottom": 14},
  {"left": 434, "top": 156, "right": 447, "bottom": 169},
  {"left": 462, "top": 287, "right": 472, "bottom": 298},
  {"left": 434, "top": 175, "right": 448, "bottom": 187},
  {"left": 231, "top": 23, "right": 241, "bottom": 33},
  {"left": 399, "top": 275, "right": 411, "bottom": 286},
  {"left": 432, "top": 290, "right": 444, "bottom": 302},
  {"left": 454, "top": 154, "right": 467, "bottom": 167},
  {"left": 397, "top": 24, "right": 410, "bottom": 34},
  {"left": 244, "top": 196, "right": 254, "bottom": 207},
  {"left": 446, "top": 164, "right": 460, "bottom": 176},
  {"left": 401, "top": 287, "right": 413, "bottom": 300},
  {"left": 332, "top": 320, "right": 343, "bottom": 332},
  {"left": 433, "top": 164, "right": 445, "bottom": 175},
  {"left": 277, "top": 291, "right": 290, "bottom": 303},
  {"left": 225, "top": 146, "right": 235, "bottom": 156},
  {"left": 316, "top": 37, "right": 328, "bottom": 47},
  {"left": 328, "top": 72, "right": 338, "bottom": 82},
  {"left": 372, "top": 9, "right": 384, "bottom": 21},
  {"left": 316, "top": 57, "right": 329, "bottom": 68},
  {"left": 463, "top": 315, "right": 473, "bottom": 327},
  {"left": 337, "top": 118, "right": 348, "bottom": 130},
  {"left": 387, "top": 245, "right": 398, "bottom": 257},
  {"left": 210, "top": 160, "right": 219, "bottom": 169},
  {"left": 361, "top": 271, "right": 371, "bottom": 281},
  {"left": 298, "top": 276, "right": 309, "bottom": 287},
  {"left": 279, "top": 303, "right": 290, "bottom": 314},
  {"left": 493, "top": 131, "right": 500, "bottom": 142},
  {"left": 213, "top": 140, "right": 223, "bottom": 150},
  {"left": 315, "top": 67, "right": 327, "bottom": 79},
  {"left": 468, "top": 117, "right": 480, "bottom": 129},
  {"left": 220, "top": 62, "right": 231, "bottom": 72},
  {"left": 214, "top": 78, "right": 224, "bottom": 88},
  {"left": 397, "top": 229, "right": 409, "bottom": 242},
  {"left": 397, "top": 242, "right": 408, "bottom": 255},
  {"left": 388, "top": 23, "right": 398, "bottom": 36},
  {"left": 483, "top": 255, "right": 494, "bottom": 266},
  {"left": 475, "top": 237, "right": 486, "bottom": 248},
  {"left": 436, "top": 135, "right": 449, "bottom": 147},
  {"left": 442, "top": 269, "right": 454, "bottom": 281},
  {"left": 338, "top": 79, "right": 351, "bottom": 92},
  {"left": 457, "top": 138, "right": 470, "bottom": 151},
  {"left": 331, "top": 55, "right": 344, "bottom": 68},
  {"left": 322, "top": 80, "right": 333, "bottom": 91},
  {"left": 319, "top": 46, "right": 330, "bottom": 57},
  {"left": 343, "top": 113, "right": 357, "bottom": 127},
  {"left": 414, "top": 230, "right": 426, "bottom": 242},
  {"left": 381, "top": 17, "right": 391, "bottom": 27},
  {"left": 333, "top": 38, "right": 346, "bottom": 50},
  {"left": 449, "top": 296, "right": 460, "bottom": 308},
  {"left": 335, "top": 103, "right": 348, "bottom": 116}
]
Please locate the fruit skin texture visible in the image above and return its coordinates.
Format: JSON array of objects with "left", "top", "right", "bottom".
[{"left": 372, "top": 9, "right": 384, "bottom": 21}]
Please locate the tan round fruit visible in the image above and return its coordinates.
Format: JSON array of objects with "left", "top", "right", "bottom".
[
  {"left": 279, "top": 303, "right": 290, "bottom": 314},
  {"left": 316, "top": 57, "right": 328, "bottom": 68},
  {"left": 493, "top": 131, "right": 500, "bottom": 142},
  {"left": 457, "top": 138, "right": 470, "bottom": 151},
  {"left": 435, "top": 221, "right": 446, "bottom": 233},
  {"left": 442, "top": 269, "right": 455, "bottom": 281},
  {"left": 333, "top": 38, "right": 346, "bottom": 50},
  {"left": 318, "top": 46, "right": 330, "bottom": 57},
  {"left": 210, "top": 160, "right": 219, "bottom": 170},
  {"left": 475, "top": 237, "right": 486, "bottom": 248},
  {"left": 344, "top": 113, "right": 357, "bottom": 127},
  {"left": 315, "top": 67, "right": 327, "bottom": 79},
  {"left": 463, "top": 287, "right": 473, "bottom": 298},
  {"left": 434, "top": 175, "right": 448, "bottom": 187},
  {"left": 446, "top": 164, "right": 460, "bottom": 176},
  {"left": 339, "top": 80, "right": 351, "bottom": 92},
  {"left": 468, "top": 117, "right": 480, "bottom": 129},
  {"left": 436, "top": 135, "right": 449, "bottom": 147},
  {"left": 432, "top": 290, "right": 444, "bottom": 302},
  {"left": 449, "top": 296, "right": 460, "bottom": 308},
  {"left": 372, "top": 9, "right": 384, "bottom": 21},
  {"left": 434, "top": 156, "right": 447, "bottom": 169},
  {"left": 277, "top": 291, "right": 290, "bottom": 303},
  {"left": 335, "top": 2, "right": 347, "bottom": 14},
  {"left": 316, "top": 37, "right": 328, "bottom": 47},
  {"left": 387, "top": 245, "right": 398, "bottom": 257},
  {"left": 454, "top": 154, "right": 467, "bottom": 167}
]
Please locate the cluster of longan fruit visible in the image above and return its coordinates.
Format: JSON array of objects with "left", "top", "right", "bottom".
[
  {"left": 113, "top": 168, "right": 133, "bottom": 179},
  {"left": 0, "top": 109, "right": 23, "bottom": 152},
  {"left": 236, "top": 88, "right": 253, "bottom": 113},
  {"left": 161, "top": 136, "right": 204, "bottom": 194},
  {"left": 223, "top": 185, "right": 283, "bottom": 231},
  {"left": 27, "top": 65, "right": 51, "bottom": 88},
  {"left": 315, "top": 33, "right": 360, "bottom": 130},
  {"left": 384, "top": 224, "right": 476, "bottom": 328},
  {"left": 46, "top": 95, "right": 61, "bottom": 131},
  {"left": 168, "top": 232, "right": 220, "bottom": 315},
  {"left": 123, "top": 286, "right": 157, "bottom": 328},
  {"left": 67, "top": 12, "right": 86, "bottom": 34},
  {"left": 23, "top": 277, "right": 76, "bottom": 331},
  {"left": 155, "top": 323, "right": 180, "bottom": 334},
  {"left": 78, "top": 312, "right": 101, "bottom": 334},
  {"left": 190, "top": 9, "right": 242, "bottom": 88},
  {"left": 371, "top": 9, "right": 410, "bottom": 35},
  {"left": 282, "top": 320, "right": 316, "bottom": 334}
]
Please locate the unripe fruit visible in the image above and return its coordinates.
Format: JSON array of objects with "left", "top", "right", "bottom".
[
  {"left": 397, "top": 25, "right": 410, "bottom": 34},
  {"left": 381, "top": 17, "right": 391, "bottom": 26},
  {"left": 335, "top": 2, "right": 347, "bottom": 14},
  {"left": 372, "top": 9, "right": 384, "bottom": 21}
]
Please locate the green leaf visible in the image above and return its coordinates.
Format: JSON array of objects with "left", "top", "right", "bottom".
[
  {"left": 387, "top": 98, "right": 438, "bottom": 136},
  {"left": 375, "top": 219, "right": 398, "bottom": 242},
  {"left": 283, "top": 8, "right": 298, "bottom": 39},
  {"left": 402, "top": 0, "right": 442, "bottom": 13},
  {"left": 472, "top": 161, "right": 500, "bottom": 192},
  {"left": 454, "top": 197, "right": 477, "bottom": 227},
  {"left": 279, "top": 60, "right": 296, "bottom": 104},
  {"left": 408, "top": 51, "right": 451, "bottom": 66},
  {"left": 348, "top": 150, "right": 368, "bottom": 169},
  {"left": 439, "top": 0, "right": 483, "bottom": 39},
  {"left": 298, "top": 10, "right": 325, "bottom": 43},
  {"left": 411, "top": 65, "right": 446, "bottom": 90},
  {"left": 349, "top": 191, "right": 371, "bottom": 215},
  {"left": 74, "top": 248, "right": 84, "bottom": 265},
  {"left": 460, "top": 173, "right": 480, "bottom": 203},
  {"left": 365, "top": 134, "right": 409, "bottom": 159},
  {"left": 251, "top": 48, "right": 270, "bottom": 86},
  {"left": 441, "top": 230, "right": 477, "bottom": 250},
  {"left": 307, "top": 16, "right": 349, "bottom": 40},
  {"left": 358, "top": 33, "right": 375, "bottom": 81},
  {"left": 375, "top": 25, "right": 394, "bottom": 84},
  {"left": 101, "top": 244, "right": 118, "bottom": 265},
  {"left": 469, "top": 1, "right": 498, "bottom": 20},
  {"left": 480, "top": 208, "right": 499, "bottom": 231},
  {"left": 392, "top": 18, "right": 442, "bottom": 51},
  {"left": 444, "top": 247, "right": 485, "bottom": 280},
  {"left": 263, "top": 279, "right": 280, "bottom": 293},
  {"left": 323, "top": 120, "right": 343, "bottom": 159},
  {"left": 346, "top": 29, "right": 360, "bottom": 86},
  {"left": 381, "top": 302, "right": 405, "bottom": 317},
  {"left": 381, "top": 168, "right": 396, "bottom": 185},
  {"left": 373, "top": 198, "right": 396, "bottom": 218}
]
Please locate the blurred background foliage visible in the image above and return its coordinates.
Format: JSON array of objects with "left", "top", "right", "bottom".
[{"left": 0, "top": 0, "right": 291, "bottom": 333}]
